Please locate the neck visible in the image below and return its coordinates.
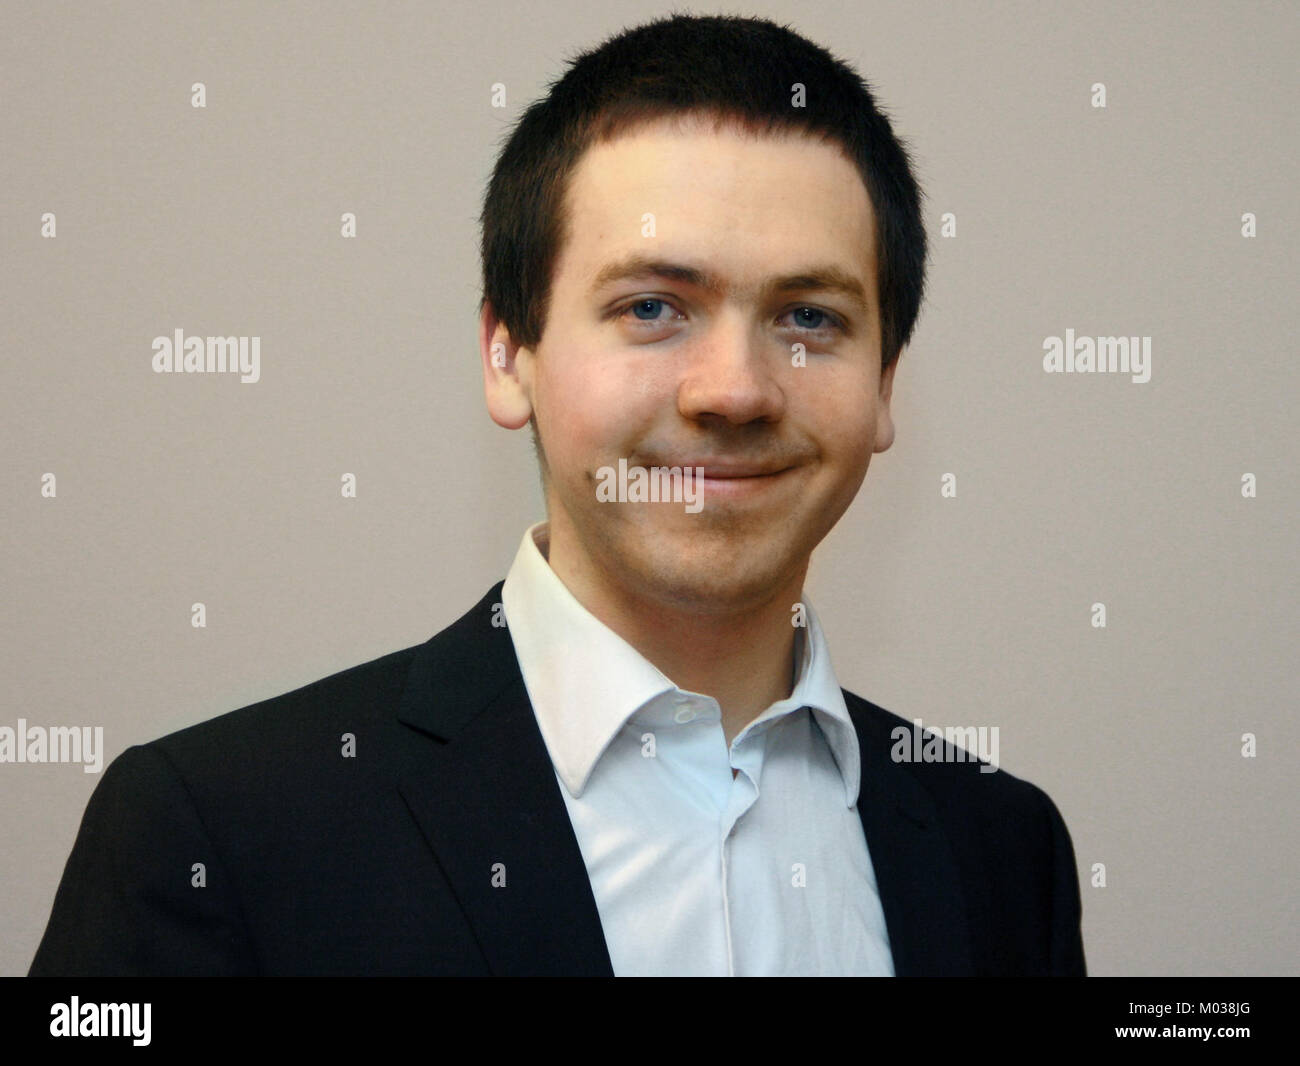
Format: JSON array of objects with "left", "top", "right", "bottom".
[{"left": 539, "top": 522, "right": 805, "bottom": 748}]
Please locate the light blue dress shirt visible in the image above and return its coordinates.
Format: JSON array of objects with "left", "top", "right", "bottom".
[{"left": 500, "top": 521, "right": 895, "bottom": 976}]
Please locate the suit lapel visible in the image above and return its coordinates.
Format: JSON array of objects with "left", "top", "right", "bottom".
[
  {"left": 394, "top": 582, "right": 614, "bottom": 976},
  {"left": 847, "top": 693, "right": 976, "bottom": 976},
  {"left": 390, "top": 582, "right": 973, "bottom": 977}
]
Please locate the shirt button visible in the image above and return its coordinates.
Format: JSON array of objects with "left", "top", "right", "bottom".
[{"left": 673, "top": 705, "right": 698, "bottom": 723}]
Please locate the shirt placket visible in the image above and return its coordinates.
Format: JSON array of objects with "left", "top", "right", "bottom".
[{"left": 718, "top": 725, "right": 764, "bottom": 976}]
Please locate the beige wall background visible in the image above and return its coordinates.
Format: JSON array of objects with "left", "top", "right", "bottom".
[{"left": 3, "top": 1, "right": 1295, "bottom": 976}]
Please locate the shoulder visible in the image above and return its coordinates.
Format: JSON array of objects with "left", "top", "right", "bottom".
[
  {"left": 154, "top": 642, "right": 419, "bottom": 760},
  {"left": 93, "top": 641, "right": 425, "bottom": 821},
  {"left": 841, "top": 686, "right": 1072, "bottom": 839},
  {"left": 842, "top": 688, "right": 1086, "bottom": 974}
]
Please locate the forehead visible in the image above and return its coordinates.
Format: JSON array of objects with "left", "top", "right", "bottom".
[{"left": 557, "top": 114, "right": 878, "bottom": 298}]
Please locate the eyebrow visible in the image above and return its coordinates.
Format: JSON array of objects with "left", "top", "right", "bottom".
[{"left": 588, "top": 254, "right": 872, "bottom": 317}]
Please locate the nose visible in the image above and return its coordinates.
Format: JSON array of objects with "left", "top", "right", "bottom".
[{"left": 676, "top": 311, "right": 788, "bottom": 425}]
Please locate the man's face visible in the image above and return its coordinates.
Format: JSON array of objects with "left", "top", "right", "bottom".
[{"left": 485, "top": 114, "right": 897, "bottom": 615}]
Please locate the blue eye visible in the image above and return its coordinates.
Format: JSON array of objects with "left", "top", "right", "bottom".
[
  {"left": 788, "top": 307, "right": 838, "bottom": 331},
  {"left": 614, "top": 298, "right": 843, "bottom": 333},
  {"left": 630, "top": 298, "right": 669, "bottom": 321}
]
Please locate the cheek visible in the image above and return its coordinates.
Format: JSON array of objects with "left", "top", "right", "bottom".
[
  {"left": 830, "top": 425, "right": 876, "bottom": 479},
  {"left": 538, "top": 347, "right": 666, "bottom": 463},
  {"left": 811, "top": 401, "right": 879, "bottom": 490},
  {"left": 809, "top": 370, "right": 877, "bottom": 444},
  {"left": 535, "top": 351, "right": 635, "bottom": 470}
]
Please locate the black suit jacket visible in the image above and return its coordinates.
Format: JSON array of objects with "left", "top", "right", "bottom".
[{"left": 30, "top": 581, "right": 1086, "bottom": 976}]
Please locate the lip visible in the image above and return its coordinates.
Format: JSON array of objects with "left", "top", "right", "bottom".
[
  {"left": 665, "top": 462, "right": 798, "bottom": 501},
  {"left": 657, "top": 460, "right": 792, "bottom": 479},
  {"left": 699, "top": 468, "right": 792, "bottom": 503}
]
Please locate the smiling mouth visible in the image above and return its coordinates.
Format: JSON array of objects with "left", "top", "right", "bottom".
[
  {"left": 697, "top": 468, "right": 789, "bottom": 481},
  {"left": 653, "top": 459, "right": 793, "bottom": 479},
  {"left": 619, "top": 456, "right": 802, "bottom": 508},
  {"left": 690, "top": 465, "right": 798, "bottom": 501}
]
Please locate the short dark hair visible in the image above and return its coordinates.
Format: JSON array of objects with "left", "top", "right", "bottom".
[{"left": 479, "top": 12, "right": 928, "bottom": 374}]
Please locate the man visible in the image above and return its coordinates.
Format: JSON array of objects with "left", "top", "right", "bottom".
[{"left": 30, "top": 14, "right": 1085, "bottom": 976}]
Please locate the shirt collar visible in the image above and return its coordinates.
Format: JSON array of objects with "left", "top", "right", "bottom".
[{"left": 500, "top": 521, "right": 861, "bottom": 807}]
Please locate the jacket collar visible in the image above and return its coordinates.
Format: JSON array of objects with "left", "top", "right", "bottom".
[
  {"left": 500, "top": 521, "right": 862, "bottom": 807},
  {"left": 845, "top": 690, "right": 975, "bottom": 976},
  {"left": 395, "top": 582, "right": 973, "bottom": 976}
]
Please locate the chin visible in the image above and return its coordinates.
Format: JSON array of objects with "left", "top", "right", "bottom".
[{"left": 626, "top": 549, "right": 791, "bottom": 613}]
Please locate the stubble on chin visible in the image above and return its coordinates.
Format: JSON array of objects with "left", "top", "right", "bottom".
[{"left": 599, "top": 521, "right": 800, "bottom": 616}]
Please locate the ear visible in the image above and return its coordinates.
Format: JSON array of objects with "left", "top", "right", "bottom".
[
  {"left": 873, "top": 356, "right": 898, "bottom": 453},
  {"left": 480, "top": 301, "right": 534, "bottom": 430}
]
